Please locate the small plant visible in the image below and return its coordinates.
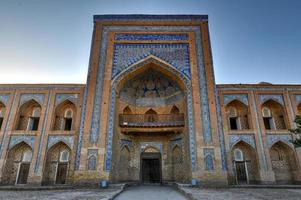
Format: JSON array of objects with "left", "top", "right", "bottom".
[{"left": 290, "top": 115, "right": 301, "bottom": 147}]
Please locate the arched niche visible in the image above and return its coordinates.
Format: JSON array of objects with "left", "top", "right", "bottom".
[
  {"left": 225, "top": 100, "right": 250, "bottom": 130},
  {"left": 270, "top": 141, "right": 297, "bottom": 183},
  {"left": 262, "top": 100, "right": 287, "bottom": 130},
  {"left": 15, "top": 99, "right": 41, "bottom": 131},
  {"left": 2, "top": 142, "right": 33, "bottom": 185},
  {"left": 42, "top": 141, "right": 71, "bottom": 185},
  {"left": 231, "top": 141, "right": 260, "bottom": 184},
  {"left": 52, "top": 100, "right": 76, "bottom": 131}
]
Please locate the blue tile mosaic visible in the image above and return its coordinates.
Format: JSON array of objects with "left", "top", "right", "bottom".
[{"left": 115, "top": 33, "right": 189, "bottom": 41}]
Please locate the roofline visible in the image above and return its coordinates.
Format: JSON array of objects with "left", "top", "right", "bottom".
[
  {"left": 217, "top": 83, "right": 301, "bottom": 88},
  {"left": 93, "top": 14, "right": 208, "bottom": 22}
]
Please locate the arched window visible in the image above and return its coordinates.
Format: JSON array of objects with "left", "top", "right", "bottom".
[
  {"left": 53, "top": 100, "right": 76, "bottom": 131},
  {"left": 262, "top": 100, "right": 286, "bottom": 130},
  {"left": 262, "top": 107, "right": 274, "bottom": 130},
  {"left": 145, "top": 109, "right": 157, "bottom": 122},
  {"left": 87, "top": 156, "right": 97, "bottom": 170},
  {"left": 63, "top": 109, "right": 73, "bottom": 131},
  {"left": 170, "top": 105, "right": 180, "bottom": 114},
  {"left": 123, "top": 106, "right": 132, "bottom": 114},
  {"left": 59, "top": 150, "right": 70, "bottom": 162},
  {"left": 234, "top": 148, "right": 244, "bottom": 161},
  {"left": 22, "top": 150, "right": 33, "bottom": 163},
  {"left": 228, "top": 107, "right": 240, "bottom": 130},
  {"left": 27, "top": 107, "right": 41, "bottom": 131}
]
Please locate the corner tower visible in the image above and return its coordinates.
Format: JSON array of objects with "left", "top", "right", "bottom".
[{"left": 74, "top": 15, "right": 227, "bottom": 185}]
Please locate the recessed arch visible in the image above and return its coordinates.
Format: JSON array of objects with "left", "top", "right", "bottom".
[
  {"left": 15, "top": 99, "right": 42, "bottom": 131},
  {"left": 170, "top": 105, "right": 180, "bottom": 114},
  {"left": 3, "top": 141, "right": 33, "bottom": 185},
  {"left": 226, "top": 100, "right": 250, "bottom": 130},
  {"left": 105, "top": 55, "right": 196, "bottom": 173},
  {"left": 53, "top": 99, "right": 76, "bottom": 131},
  {"left": 43, "top": 141, "right": 71, "bottom": 185},
  {"left": 261, "top": 99, "right": 287, "bottom": 130},
  {"left": 270, "top": 141, "right": 297, "bottom": 183},
  {"left": 232, "top": 140, "right": 260, "bottom": 184}
]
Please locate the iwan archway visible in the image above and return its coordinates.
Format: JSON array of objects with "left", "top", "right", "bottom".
[{"left": 106, "top": 56, "right": 195, "bottom": 183}]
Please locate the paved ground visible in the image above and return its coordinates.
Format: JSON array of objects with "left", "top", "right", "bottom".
[
  {"left": 115, "top": 185, "right": 188, "bottom": 200},
  {"left": 1, "top": 186, "right": 301, "bottom": 200},
  {"left": 180, "top": 186, "right": 301, "bottom": 200},
  {"left": 0, "top": 188, "right": 122, "bottom": 200}
]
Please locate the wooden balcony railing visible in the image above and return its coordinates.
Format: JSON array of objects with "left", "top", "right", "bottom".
[{"left": 119, "top": 114, "right": 185, "bottom": 127}]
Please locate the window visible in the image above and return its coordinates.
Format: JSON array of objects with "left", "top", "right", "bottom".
[
  {"left": 27, "top": 117, "right": 39, "bottom": 131},
  {"left": 22, "top": 151, "right": 32, "bottom": 162},
  {"left": 230, "top": 117, "right": 238, "bottom": 130},
  {"left": 59, "top": 151, "right": 69, "bottom": 162},
  {"left": 262, "top": 107, "right": 274, "bottom": 130},
  {"left": 234, "top": 149, "right": 244, "bottom": 161},
  {"left": 0, "top": 107, "right": 4, "bottom": 130},
  {"left": 228, "top": 107, "right": 240, "bottom": 130},
  {"left": 64, "top": 118, "right": 72, "bottom": 131}
]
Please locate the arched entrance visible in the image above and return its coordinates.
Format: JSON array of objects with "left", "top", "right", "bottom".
[
  {"left": 108, "top": 58, "right": 193, "bottom": 183},
  {"left": 141, "top": 147, "right": 162, "bottom": 183},
  {"left": 42, "top": 142, "right": 71, "bottom": 185},
  {"left": 231, "top": 141, "right": 259, "bottom": 184},
  {"left": 270, "top": 141, "right": 297, "bottom": 183},
  {"left": 2, "top": 142, "right": 33, "bottom": 185}
]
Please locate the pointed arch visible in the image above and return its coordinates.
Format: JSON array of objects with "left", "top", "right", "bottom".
[
  {"left": 43, "top": 141, "right": 71, "bottom": 185},
  {"left": 270, "top": 141, "right": 297, "bottom": 183},
  {"left": 3, "top": 141, "right": 33, "bottom": 185},
  {"left": 261, "top": 99, "right": 287, "bottom": 130},
  {"left": 15, "top": 99, "right": 41, "bottom": 131},
  {"left": 53, "top": 99, "right": 76, "bottom": 131},
  {"left": 145, "top": 108, "right": 157, "bottom": 115},
  {"left": 170, "top": 105, "right": 180, "bottom": 114},
  {"left": 226, "top": 100, "right": 250, "bottom": 130},
  {"left": 143, "top": 146, "right": 160, "bottom": 153},
  {"left": 105, "top": 55, "right": 196, "bottom": 172},
  {"left": 123, "top": 106, "right": 132, "bottom": 114}
]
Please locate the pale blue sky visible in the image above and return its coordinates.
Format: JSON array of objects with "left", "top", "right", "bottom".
[{"left": 0, "top": 0, "right": 300, "bottom": 84}]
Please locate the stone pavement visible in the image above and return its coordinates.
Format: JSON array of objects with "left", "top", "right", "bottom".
[
  {"left": 0, "top": 188, "right": 123, "bottom": 200},
  {"left": 114, "top": 185, "right": 188, "bottom": 200},
  {"left": 179, "top": 186, "right": 301, "bottom": 200}
]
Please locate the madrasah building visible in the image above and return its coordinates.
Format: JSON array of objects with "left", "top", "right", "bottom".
[{"left": 0, "top": 15, "right": 301, "bottom": 186}]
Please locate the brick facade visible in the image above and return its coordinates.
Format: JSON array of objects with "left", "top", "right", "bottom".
[{"left": 0, "top": 15, "right": 300, "bottom": 186}]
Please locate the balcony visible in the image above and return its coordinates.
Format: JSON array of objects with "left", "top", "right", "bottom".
[{"left": 119, "top": 114, "right": 185, "bottom": 128}]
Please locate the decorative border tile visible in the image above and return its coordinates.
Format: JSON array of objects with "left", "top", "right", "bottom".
[
  {"left": 20, "top": 93, "right": 45, "bottom": 106},
  {"left": 115, "top": 33, "right": 189, "bottom": 41},
  {"left": 229, "top": 134, "right": 256, "bottom": 149},
  {"left": 223, "top": 94, "right": 249, "bottom": 106},
  {"left": 266, "top": 134, "right": 293, "bottom": 148},
  {"left": 0, "top": 94, "right": 10, "bottom": 106},
  {"left": 294, "top": 95, "right": 301, "bottom": 106},
  {"left": 94, "top": 15, "right": 208, "bottom": 22},
  {"left": 170, "top": 138, "right": 182, "bottom": 149},
  {"left": 47, "top": 135, "right": 74, "bottom": 150},
  {"left": 9, "top": 135, "right": 35, "bottom": 150},
  {"left": 259, "top": 94, "right": 284, "bottom": 106},
  {"left": 55, "top": 93, "right": 78, "bottom": 106},
  {"left": 204, "top": 148, "right": 215, "bottom": 171},
  {"left": 140, "top": 142, "right": 163, "bottom": 153},
  {"left": 119, "top": 139, "right": 133, "bottom": 148}
]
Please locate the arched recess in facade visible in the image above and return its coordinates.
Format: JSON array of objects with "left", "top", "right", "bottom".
[
  {"left": 269, "top": 141, "right": 297, "bottom": 183},
  {"left": 2, "top": 142, "right": 33, "bottom": 185},
  {"left": 42, "top": 141, "right": 71, "bottom": 185},
  {"left": 231, "top": 141, "right": 260, "bottom": 184},
  {"left": 105, "top": 56, "right": 196, "bottom": 182}
]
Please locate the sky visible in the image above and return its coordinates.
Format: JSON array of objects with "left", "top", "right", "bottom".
[{"left": 0, "top": 0, "right": 300, "bottom": 84}]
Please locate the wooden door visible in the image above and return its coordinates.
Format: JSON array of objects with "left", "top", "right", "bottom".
[
  {"left": 17, "top": 163, "right": 30, "bottom": 184},
  {"left": 55, "top": 163, "right": 68, "bottom": 184}
]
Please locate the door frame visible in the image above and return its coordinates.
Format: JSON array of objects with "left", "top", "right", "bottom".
[
  {"left": 140, "top": 152, "right": 162, "bottom": 183},
  {"left": 55, "top": 162, "right": 69, "bottom": 185},
  {"left": 234, "top": 160, "right": 249, "bottom": 184},
  {"left": 15, "top": 162, "right": 30, "bottom": 185}
]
